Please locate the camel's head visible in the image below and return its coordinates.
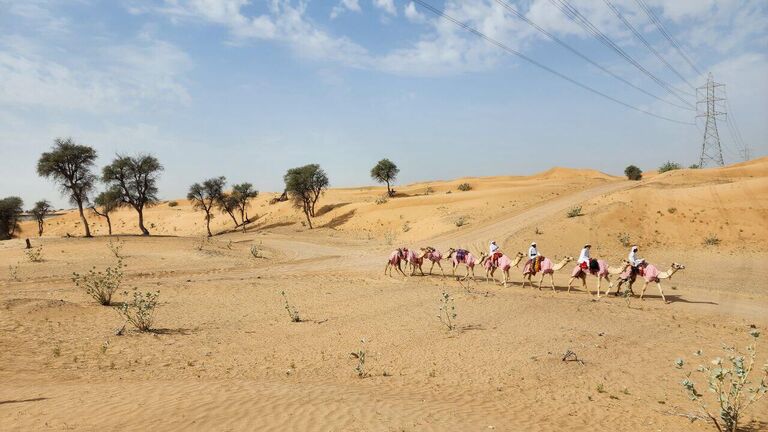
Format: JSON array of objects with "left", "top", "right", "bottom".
[
  {"left": 672, "top": 262, "right": 686, "bottom": 270},
  {"left": 563, "top": 256, "right": 574, "bottom": 262},
  {"left": 516, "top": 251, "right": 524, "bottom": 258}
]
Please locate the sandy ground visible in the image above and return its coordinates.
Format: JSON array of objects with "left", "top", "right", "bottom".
[{"left": 2, "top": 160, "right": 767, "bottom": 431}]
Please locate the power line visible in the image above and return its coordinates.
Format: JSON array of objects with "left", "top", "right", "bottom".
[
  {"left": 492, "top": 0, "right": 694, "bottom": 111},
  {"left": 634, "top": 0, "right": 703, "bottom": 76},
  {"left": 603, "top": 0, "right": 696, "bottom": 93},
  {"left": 410, "top": 0, "right": 694, "bottom": 125},
  {"left": 548, "top": 0, "right": 695, "bottom": 109}
]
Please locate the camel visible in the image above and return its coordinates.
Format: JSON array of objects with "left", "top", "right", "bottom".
[
  {"left": 481, "top": 252, "right": 524, "bottom": 286},
  {"left": 566, "top": 260, "right": 630, "bottom": 297},
  {"left": 521, "top": 256, "right": 573, "bottom": 290},
  {"left": 612, "top": 262, "right": 685, "bottom": 303},
  {"left": 384, "top": 248, "right": 407, "bottom": 277},
  {"left": 418, "top": 247, "right": 445, "bottom": 277},
  {"left": 404, "top": 248, "right": 425, "bottom": 276},
  {"left": 446, "top": 248, "right": 485, "bottom": 281}
]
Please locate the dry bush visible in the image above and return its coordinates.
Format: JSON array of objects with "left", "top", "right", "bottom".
[
  {"left": 25, "top": 245, "right": 43, "bottom": 263},
  {"left": 567, "top": 206, "right": 583, "bottom": 218},
  {"left": 118, "top": 290, "right": 160, "bottom": 332},
  {"left": 668, "top": 207, "right": 678, "bottom": 214},
  {"left": 350, "top": 339, "right": 367, "bottom": 378},
  {"left": 72, "top": 259, "right": 124, "bottom": 306},
  {"left": 167, "top": 201, "right": 178, "bottom": 207},
  {"left": 107, "top": 237, "right": 124, "bottom": 258},
  {"left": 703, "top": 234, "right": 721, "bottom": 246},
  {"left": 438, "top": 292, "right": 457, "bottom": 331},
  {"left": 457, "top": 183, "right": 472, "bottom": 192},
  {"left": 281, "top": 291, "right": 301, "bottom": 322},
  {"left": 454, "top": 216, "right": 467, "bottom": 227},
  {"left": 618, "top": 232, "right": 631, "bottom": 247},
  {"left": 375, "top": 195, "right": 389, "bottom": 205}
]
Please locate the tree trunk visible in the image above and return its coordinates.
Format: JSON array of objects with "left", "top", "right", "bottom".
[
  {"left": 77, "top": 200, "right": 92, "bottom": 237},
  {"left": 205, "top": 212, "right": 213, "bottom": 237},
  {"left": 38, "top": 219, "right": 43, "bottom": 237},
  {"left": 227, "top": 210, "right": 238, "bottom": 228},
  {"left": 303, "top": 205, "right": 313, "bottom": 229},
  {"left": 137, "top": 206, "right": 149, "bottom": 236},
  {"left": 106, "top": 214, "right": 112, "bottom": 236},
  {"left": 386, "top": 180, "right": 391, "bottom": 196}
]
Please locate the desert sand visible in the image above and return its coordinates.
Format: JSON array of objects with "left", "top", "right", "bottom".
[{"left": 2, "top": 159, "right": 767, "bottom": 431}]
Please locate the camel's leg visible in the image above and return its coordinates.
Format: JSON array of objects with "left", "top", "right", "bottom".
[
  {"left": 521, "top": 274, "right": 528, "bottom": 289},
  {"left": 396, "top": 261, "right": 406, "bottom": 277},
  {"left": 419, "top": 263, "right": 425, "bottom": 276},
  {"left": 582, "top": 276, "right": 591, "bottom": 296},
  {"left": 567, "top": 276, "right": 575, "bottom": 292},
  {"left": 538, "top": 273, "right": 544, "bottom": 290},
  {"left": 429, "top": 261, "right": 435, "bottom": 275},
  {"left": 657, "top": 282, "right": 667, "bottom": 303},
  {"left": 550, "top": 273, "right": 556, "bottom": 291},
  {"left": 640, "top": 281, "right": 649, "bottom": 300},
  {"left": 436, "top": 261, "right": 445, "bottom": 277},
  {"left": 596, "top": 277, "right": 603, "bottom": 298},
  {"left": 385, "top": 262, "right": 390, "bottom": 276}
]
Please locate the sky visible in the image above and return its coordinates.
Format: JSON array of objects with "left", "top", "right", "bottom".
[{"left": 1, "top": 0, "right": 766, "bottom": 209}]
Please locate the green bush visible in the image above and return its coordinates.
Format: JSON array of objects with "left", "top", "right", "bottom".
[
  {"left": 168, "top": 201, "right": 178, "bottom": 207},
  {"left": 624, "top": 165, "right": 643, "bottom": 181},
  {"left": 659, "top": 161, "right": 682, "bottom": 173}
]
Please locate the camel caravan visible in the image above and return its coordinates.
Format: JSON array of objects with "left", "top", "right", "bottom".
[{"left": 385, "top": 242, "right": 685, "bottom": 303}]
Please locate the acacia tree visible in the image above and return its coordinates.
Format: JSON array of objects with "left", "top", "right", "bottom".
[
  {"left": 371, "top": 158, "right": 399, "bottom": 197},
  {"left": 91, "top": 187, "right": 123, "bottom": 236},
  {"left": 102, "top": 154, "right": 163, "bottom": 236},
  {"left": 284, "top": 164, "right": 329, "bottom": 228},
  {"left": 0, "top": 196, "right": 24, "bottom": 240},
  {"left": 231, "top": 183, "right": 258, "bottom": 231},
  {"left": 624, "top": 165, "right": 642, "bottom": 181},
  {"left": 31, "top": 200, "right": 53, "bottom": 237},
  {"left": 37, "top": 138, "right": 97, "bottom": 237},
  {"left": 217, "top": 193, "right": 240, "bottom": 228},
  {"left": 188, "top": 177, "right": 225, "bottom": 237}
]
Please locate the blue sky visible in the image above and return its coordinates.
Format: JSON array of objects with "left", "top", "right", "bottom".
[{"left": 1, "top": 0, "right": 766, "bottom": 208}]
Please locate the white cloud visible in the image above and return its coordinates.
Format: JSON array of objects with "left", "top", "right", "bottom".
[
  {"left": 0, "top": 35, "right": 191, "bottom": 113},
  {"left": 404, "top": 2, "right": 426, "bottom": 23},
  {"left": 331, "top": 0, "right": 361, "bottom": 19},
  {"left": 373, "top": 0, "right": 397, "bottom": 16}
]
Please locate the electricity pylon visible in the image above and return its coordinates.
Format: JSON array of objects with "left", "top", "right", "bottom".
[{"left": 696, "top": 73, "right": 725, "bottom": 167}]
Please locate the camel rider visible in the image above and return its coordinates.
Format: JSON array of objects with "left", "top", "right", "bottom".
[
  {"left": 578, "top": 244, "right": 591, "bottom": 271},
  {"left": 628, "top": 246, "right": 645, "bottom": 275},
  {"left": 528, "top": 242, "right": 539, "bottom": 272},
  {"left": 489, "top": 241, "right": 502, "bottom": 266}
]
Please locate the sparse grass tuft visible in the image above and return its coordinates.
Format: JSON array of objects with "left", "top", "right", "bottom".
[
  {"left": 454, "top": 216, "right": 467, "bottom": 227},
  {"left": 250, "top": 243, "right": 263, "bottom": 259},
  {"left": 667, "top": 207, "right": 677, "bottom": 214},
  {"left": 703, "top": 234, "right": 721, "bottom": 246},
  {"left": 8, "top": 263, "right": 20, "bottom": 282},
  {"left": 618, "top": 232, "right": 631, "bottom": 247},
  {"left": 457, "top": 183, "right": 472, "bottom": 192},
  {"left": 402, "top": 222, "right": 411, "bottom": 233},
  {"left": 351, "top": 339, "right": 367, "bottom": 378},
  {"left": 281, "top": 291, "right": 302, "bottom": 322},
  {"left": 566, "top": 206, "right": 583, "bottom": 218},
  {"left": 375, "top": 195, "right": 389, "bottom": 205}
]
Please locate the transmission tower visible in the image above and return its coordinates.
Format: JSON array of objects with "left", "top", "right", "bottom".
[{"left": 696, "top": 73, "right": 726, "bottom": 167}]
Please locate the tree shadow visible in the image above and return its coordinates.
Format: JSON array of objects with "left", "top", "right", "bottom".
[
  {"left": 323, "top": 209, "right": 357, "bottom": 229},
  {"left": 459, "top": 324, "right": 485, "bottom": 333},
  {"left": 742, "top": 420, "right": 768, "bottom": 432},
  {"left": 315, "top": 202, "right": 350, "bottom": 217},
  {"left": 0, "top": 398, "right": 48, "bottom": 405},
  {"left": 258, "top": 221, "right": 295, "bottom": 230}
]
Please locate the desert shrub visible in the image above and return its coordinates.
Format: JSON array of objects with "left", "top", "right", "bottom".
[
  {"left": 8, "top": 264, "right": 20, "bottom": 282},
  {"left": 457, "top": 183, "right": 472, "bottom": 192},
  {"left": 624, "top": 165, "right": 642, "bottom": 181},
  {"left": 117, "top": 289, "right": 159, "bottom": 332},
  {"left": 375, "top": 195, "right": 389, "bottom": 205},
  {"left": 618, "top": 232, "right": 631, "bottom": 247},
  {"left": 424, "top": 186, "right": 434, "bottom": 195},
  {"left": 454, "top": 216, "right": 467, "bottom": 227},
  {"left": 675, "top": 330, "right": 767, "bottom": 432},
  {"left": 689, "top": 164, "right": 701, "bottom": 169},
  {"left": 384, "top": 230, "right": 395, "bottom": 245},
  {"left": 351, "top": 339, "right": 367, "bottom": 378},
  {"left": 72, "top": 259, "right": 124, "bottom": 305},
  {"left": 25, "top": 245, "right": 44, "bottom": 263},
  {"left": 107, "top": 237, "right": 124, "bottom": 258},
  {"left": 668, "top": 207, "right": 678, "bottom": 214},
  {"left": 402, "top": 222, "right": 411, "bottom": 233},
  {"left": 250, "top": 243, "right": 263, "bottom": 259},
  {"left": 168, "top": 201, "right": 178, "bottom": 207},
  {"left": 659, "top": 161, "right": 682, "bottom": 173},
  {"left": 437, "top": 292, "right": 457, "bottom": 331},
  {"left": 281, "top": 291, "right": 301, "bottom": 322},
  {"left": 703, "top": 234, "right": 721, "bottom": 246},
  {"left": 566, "top": 205, "right": 583, "bottom": 218}
]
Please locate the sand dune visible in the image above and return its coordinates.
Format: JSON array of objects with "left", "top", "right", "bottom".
[{"left": 3, "top": 159, "right": 767, "bottom": 431}]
